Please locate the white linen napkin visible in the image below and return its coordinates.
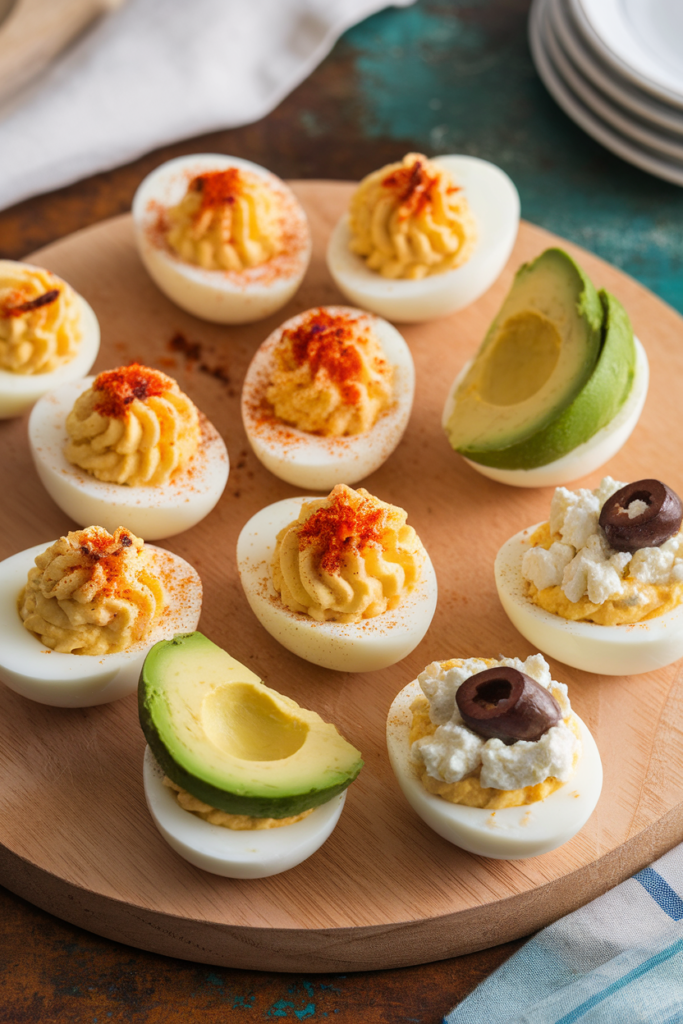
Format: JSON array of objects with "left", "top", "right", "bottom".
[{"left": 0, "top": 0, "right": 413, "bottom": 213}]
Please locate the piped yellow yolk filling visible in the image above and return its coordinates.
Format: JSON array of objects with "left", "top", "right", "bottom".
[
  {"left": 348, "top": 152, "right": 476, "bottom": 280},
  {"left": 527, "top": 523, "right": 683, "bottom": 626},
  {"left": 65, "top": 363, "right": 200, "bottom": 487},
  {"left": 271, "top": 484, "right": 425, "bottom": 623},
  {"left": 163, "top": 778, "right": 313, "bottom": 831},
  {"left": 166, "top": 168, "right": 284, "bottom": 271},
  {"left": 265, "top": 309, "right": 394, "bottom": 436},
  {"left": 410, "top": 694, "right": 580, "bottom": 810},
  {"left": 0, "top": 264, "right": 82, "bottom": 374},
  {"left": 19, "top": 526, "right": 165, "bottom": 655}
]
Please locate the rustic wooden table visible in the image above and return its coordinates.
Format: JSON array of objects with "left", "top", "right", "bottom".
[{"left": 1, "top": 1, "right": 681, "bottom": 1020}]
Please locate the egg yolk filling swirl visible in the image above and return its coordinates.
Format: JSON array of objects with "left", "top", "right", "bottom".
[
  {"left": 0, "top": 264, "right": 82, "bottom": 374},
  {"left": 271, "top": 483, "right": 425, "bottom": 623},
  {"left": 64, "top": 363, "right": 200, "bottom": 487},
  {"left": 19, "top": 526, "right": 165, "bottom": 655},
  {"left": 166, "top": 168, "right": 284, "bottom": 272},
  {"left": 265, "top": 308, "right": 393, "bottom": 436},
  {"left": 348, "top": 152, "right": 476, "bottom": 281}
]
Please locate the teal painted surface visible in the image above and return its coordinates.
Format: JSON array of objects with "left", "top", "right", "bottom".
[{"left": 341, "top": 0, "right": 683, "bottom": 314}]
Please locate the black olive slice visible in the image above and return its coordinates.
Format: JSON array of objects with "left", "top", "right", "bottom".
[
  {"left": 598, "top": 479, "right": 683, "bottom": 552},
  {"left": 455, "top": 666, "right": 561, "bottom": 745}
]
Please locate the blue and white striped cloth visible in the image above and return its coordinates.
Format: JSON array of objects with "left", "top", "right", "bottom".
[{"left": 446, "top": 845, "right": 683, "bottom": 1024}]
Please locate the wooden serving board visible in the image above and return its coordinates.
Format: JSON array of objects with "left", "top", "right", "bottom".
[{"left": 1, "top": 183, "right": 682, "bottom": 973}]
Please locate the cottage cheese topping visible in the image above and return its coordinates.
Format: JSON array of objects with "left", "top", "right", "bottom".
[
  {"left": 411, "top": 655, "right": 578, "bottom": 792},
  {"left": 522, "top": 478, "right": 683, "bottom": 624}
]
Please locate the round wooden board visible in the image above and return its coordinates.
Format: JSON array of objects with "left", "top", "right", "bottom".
[{"left": 1, "top": 182, "right": 683, "bottom": 973}]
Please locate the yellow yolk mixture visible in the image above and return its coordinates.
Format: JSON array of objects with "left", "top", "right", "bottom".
[
  {"left": 0, "top": 264, "right": 82, "bottom": 374},
  {"left": 163, "top": 778, "right": 313, "bottom": 830},
  {"left": 348, "top": 152, "right": 476, "bottom": 280},
  {"left": 64, "top": 363, "right": 200, "bottom": 487},
  {"left": 265, "top": 308, "right": 393, "bottom": 436},
  {"left": 527, "top": 522, "right": 683, "bottom": 626},
  {"left": 18, "top": 526, "right": 165, "bottom": 655},
  {"left": 166, "top": 168, "right": 284, "bottom": 271},
  {"left": 271, "top": 483, "right": 425, "bottom": 623}
]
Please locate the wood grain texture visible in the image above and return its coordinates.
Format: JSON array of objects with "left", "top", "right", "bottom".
[{"left": 1, "top": 182, "right": 682, "bottom": 972}]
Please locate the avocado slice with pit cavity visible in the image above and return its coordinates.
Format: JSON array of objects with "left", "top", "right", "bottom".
[
  {"left": 462, "top": 289, "right": 636, "bottom": 469},
  {"left": 139, "top": 631, "right": 363, "bottom": 818},
  {"left": 445, "top": 248, "right": 603, "bottom": 454}
]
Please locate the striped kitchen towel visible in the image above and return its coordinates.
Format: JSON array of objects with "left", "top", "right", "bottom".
[{"left": 446, "top": 843, "right": 683, "bottom": 1024}]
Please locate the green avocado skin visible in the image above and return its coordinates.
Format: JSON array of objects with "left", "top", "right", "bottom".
[
  {"left": 460, "top": 290, "right": 636, "bottom": 470},
  {"left": 138, "top": 632, "right": 363, "bottom": 819}
]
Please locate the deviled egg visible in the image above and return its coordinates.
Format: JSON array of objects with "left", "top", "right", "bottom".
[
  {"left": 140, "top": 632, "right": 362, "bottom": 877},
  {"left": 387, "top": 655, "right": 602, "bottom": 859},
  {"left": 0, "top": 526, "right": 202, "bottom": 707},
  {"left": 443, "top": 248, "right": 648, "bottom": 487},
  {"left": 29, "top": 363, "right": 229, "bottom": 540},
  {"left": 326, "top": 153, "right": 519, "bottom": 323},
  {"left": 236, "top": 484, "right": 437, "bottom": 672},
  {"left": 133, "top": 154, "right": 311, "bottom": 324},
  {"left": 495, "top": 478, "right": 683, "bottom": 675},
  {"left": 241, "top": 306, "right": 415, "bottom": 489},
  {"left": 0, "top": 260, "right": 99, "bottom": 419}
]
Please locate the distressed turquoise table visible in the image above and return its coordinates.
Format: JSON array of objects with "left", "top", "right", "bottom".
[{"left": 0, "top": 1, "right": 680, "bottom": 1021}]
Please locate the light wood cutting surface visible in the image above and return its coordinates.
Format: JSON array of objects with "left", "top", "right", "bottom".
[{"left": 0, "top": 182, "right": 682, "bottom": 972}]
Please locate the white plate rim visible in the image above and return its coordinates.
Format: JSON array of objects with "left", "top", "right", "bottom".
[{"left": 529, "top": 0, "right": 683, "bottom": 187}]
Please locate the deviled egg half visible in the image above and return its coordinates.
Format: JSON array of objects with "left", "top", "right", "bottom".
[
  {"left": 387, "top": 655, "right": 602, "bottom": 859},
  {"left": 443, "top": 248, "right": 648, "bottom": 487},
  {"left": 29, "top": 363, "right": 229, "bottom": 540},
  {"left": 0, "top": 526, "right": 201, "bottom": 707},
  {"left": 237, "top": 484, "right": 437, "bottom": 672},
  {"left": 0, "top": 260, "right": 99, "bottom": 419},
  {"left": 133, "top": 154, "right": 311, "bottom": 323},
  {"left": 496, "top": 478, "right": 683, "bottom": 675},
  {"left": 140, "top": 632, "right": 362, "bottom": 878},
  {"left": 241, "top": 306, "right": 415, "bottom": 489},
  {"left": 326, "top": 152, "right": 519, "bottom": 323}
]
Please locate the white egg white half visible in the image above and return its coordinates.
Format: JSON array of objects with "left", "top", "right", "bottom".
[
  {"left": 495, "top": 524, "right": 683, "bottom": 675},
  {"left": 143, "top": 746, "right": 346, "bottom": 878},
  {"left": 0, "top": 542, "right": 202, "bottom": 707},
  {"left": 326, "top": 155, "right": 520, "bottom": 324},
  {"left": 0, "top": 292, "right": 100, "bottom": 420},
  {"left": 236, "top": 496, "right": 438, "bottom": 672},
  {"left": 29, "top": 377, "right": 229, "bottom": 541},
  {"left": 387, "top": 679, "right": 602, "bottom": 859},
  {"left": 443, "top": 338, "right": 649, "bottom": 488},
  {"left": 132, "top": 154, "right": 312, "bottom": 324},
  {"left": 241, "top": 307, "right": 415, "bottom": 490}
]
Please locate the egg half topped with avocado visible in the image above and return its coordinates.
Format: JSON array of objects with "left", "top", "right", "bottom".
[
  {"left": 139, "top": 631, "right": 362, "bottom": 878},
  {"left": 442, "top": 248, "right": 649, "bottom": 487}
]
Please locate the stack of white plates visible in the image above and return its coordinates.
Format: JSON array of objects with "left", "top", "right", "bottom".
[{"left": 529, "top": 0, "right": 683, "bottom": 186}]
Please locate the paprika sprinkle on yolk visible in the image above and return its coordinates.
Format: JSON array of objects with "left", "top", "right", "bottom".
[
  {"left": 381, "top": 159, "right": 446, "bottom": 220},
  {"left": 285, "top": 308, "right": 380, "bottom": 404},
  {"left": 296, "top": 487, "right": 388, "bottom": 573},
  {"left": 92, "top": 363, "right": 169, "bottom": 419},
  {"left": 190, "top": 169, "right": 242, "bottom": 211}
]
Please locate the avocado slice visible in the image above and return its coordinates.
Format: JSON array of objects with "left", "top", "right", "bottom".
[
  {"left": 445, "top": 248, "right": 603, "bottom": 454},
  {"left": 460, "top": 289, "right": 636, "bottom": 469},
  {"left": 139, "top": 632, "right": 363, "bottom": 818}
]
